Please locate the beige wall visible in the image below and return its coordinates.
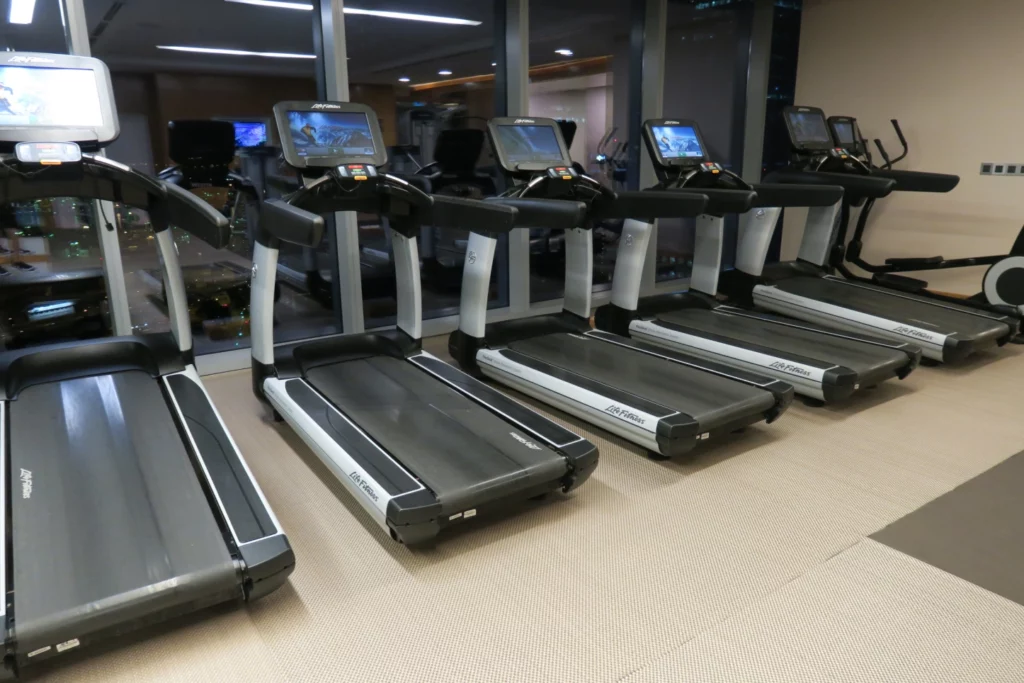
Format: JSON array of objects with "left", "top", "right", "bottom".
[{"left": 790, "top": 0, "right": 1024, "bottom": 293}]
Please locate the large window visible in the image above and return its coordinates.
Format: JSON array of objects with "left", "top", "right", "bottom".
[
  {"left": 528, "top": 0, "right": 632, "bottom": 302},
  {"left": 0, "top": 2, "right": 108, "bottom": 350},
  {"left": 344, "top": 2, "right": 506, "bottom": 328},
  {"left": 656, "top": 0, "right": 750, "bottom": 283},
  {"left": 84, "top": 0, "right": 334, "bottom": 354}
]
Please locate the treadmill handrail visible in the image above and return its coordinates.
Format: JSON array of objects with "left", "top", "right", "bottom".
[
  {"left": 871, "top": 168, "right": 960, "bottom": 193},
  {"left": 595, "top": 190, "right": 708, "bottom": 221},
  {"left": 0, "top": 154, "right": 231, "bottom": 248},
  {"left": 686, "top": 188, "right": 755, "bottom": 215},
  {"left": 157, "top": 180, "right": 232, "bottom": 249},
  {"left": 763, "top": 169, "right": 896, "bottom": 198},
  {"left": 260, "top": 197, "right": 325, "bottom": 247},
  {"left": 431, "top": 193, "right": 518, "bottom": 236},
  {"left": 486, "top": 197, "right": 588, "bottom": 232},
  {"left": 751, "top": 182, "right": 845, "bottom": 208}
]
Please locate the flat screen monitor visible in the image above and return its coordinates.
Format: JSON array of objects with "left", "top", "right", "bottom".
[
  {"left": 0, "top": 65, "right": 104, "bottom": 128},
  {"left": 232, "top": 121, "right": 267, "bottom": 148},
  {"left": 650, "top": 124, "right": 705, "bottom": 159},
  {"left": 285, "top": 110, "right": 376, "bottom": 160},
  {"left": 787, "top": 110, "right": 832, "bottom": 145},
  {"left": 493, "top": 124, "right": 566, "bottom": 166},
  {"left": 831, "top": 120, "right": 855, "bottom": 146}
]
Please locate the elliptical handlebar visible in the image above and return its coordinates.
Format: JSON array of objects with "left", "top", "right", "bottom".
[
  {"left": 874, "top": 138, "right": 894, "bottom": 169},
  {"left": 875, "top": 119, "right": 909, "bottom": 170}
]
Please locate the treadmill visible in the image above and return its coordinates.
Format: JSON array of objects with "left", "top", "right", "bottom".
[
  {"left": 593, "top": 118, "right": 921, "bottom": 403},
  {"left": 0, "top": 53, "right": 292, "bottom": 676},
  {"left": 250, "top": 101, "right": 598, "bottom": 545},
  {"left": 717, "top": 106, "right": 1016, "bottom": 363},
  {"left": 827, "top": 114, "right": 1024, "bottom": 330},
  {"left": 449, "top": 116, "right": 794, "bottom": 459}
]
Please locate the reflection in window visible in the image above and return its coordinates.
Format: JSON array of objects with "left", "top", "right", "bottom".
[
  {"left": 0, "top": 1, "right": 100, "bottom": 351},
  {"left": 0, "top": 199, "right": 110, "bottom": 349},
  {"left": 344, "top": 4, "right": 506, "bottom": 327},
  {"left": 85, "top": 0, "right": 337, "bottom": 354},
  {"left": 528, "top": 0, "right": 631, "bottom": 302},
  {"left": 657, "top": 0, "right": 748, "bottom": 283}
]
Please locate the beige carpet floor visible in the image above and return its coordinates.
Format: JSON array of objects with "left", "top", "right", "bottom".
[{"left": 37, "top": 337, "right": 1024, "bottom": 682}]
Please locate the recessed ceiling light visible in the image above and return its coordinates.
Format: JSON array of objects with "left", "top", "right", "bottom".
[
  {"left": 345, "top": 8, "right": 481, "bottom": 25},
  {"left": 438, "top": 69, "right": 452, "bottom": 76},
  {"left": 156, "top": 45, "right": 316, "bottom": 59},
  {"left": 398, "top": 77, "right": 410, "bottom": 83},
  {"left": 225, "top": 0, "right": 482, "bottom": 25},
  {"left": 8, "top": 0, "right": 37, "bottom": 24},
  {"left": 491, "top": 62, "right": 497, "bottom": 66},
  {"left": 225, "top": 0, "right": 310, "bottom": 9},
  {"left": 555, "top": 48, "right": 574, "bottom": 57}
]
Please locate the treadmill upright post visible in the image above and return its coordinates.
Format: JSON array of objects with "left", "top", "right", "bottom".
[
  {"left": 735, "top": 207, "right": 783, "bottom": 277},
  {"left": 153, "top": 227, "right": 193, "bottom": 356},
  {"left": 690, "top": 214, "right": 725, "bottom": 296},
  {"left": 458, "top": 231, "right": 499, "bottom": 340},
  {"left": 609, "top": 218, "right": 654, "bottom": 311},
  {"left": 797, "top": 202, "right": 842, "bottom": 268},
  {"left": 563, "top": 226, "right": 594, "bottom": 319}
]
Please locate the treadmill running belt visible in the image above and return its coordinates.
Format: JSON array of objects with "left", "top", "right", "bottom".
[
  {"left": 305, "top": 357, "right": 568, "bottom": 513},
  {"left": 658, "top": 308, "right": 910, "bottom": 379},
  {"left": 508, "top": 333, "right": 776, "bottom": 432},
  {"left": 9, "top": 371, "right": 238, "bottom": 653},
  {"left": 776, "top": 276, "right": 1010, "bottom": 340}
]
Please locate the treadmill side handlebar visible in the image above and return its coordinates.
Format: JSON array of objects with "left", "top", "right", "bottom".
[
  {"left": 487, "top": 197, "right": 588, "bottom": 231},
  {"left": 431, "top": 194, "right": 518, "bottom": 236},
  {"left": 157, "top": 181, "right": 232, "bottom": 249},
  {"left": 693, "top": 188, "right": 757, "bottom": 215},
  {"left": 763, "top": 169, "right": 895, "bottom": 199},
  {"left": 871, "top": 169, "right": 960, "bottom": 193},
  {"left": 598, "top": 190, "right": 708, "bottom": 221},
  {"left": 259, "top": 198, "right": 325, "bottom": 247},
  {"left": 751, "top": 183, "right": 844, "bottom": 208}
]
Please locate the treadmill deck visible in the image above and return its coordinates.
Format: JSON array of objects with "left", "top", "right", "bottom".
[
  {"left": 507, "top": 333, "right": 777, "bottom": 434},
  {"left": 305, "top": 356, "right": 569, "bottom": 514},
  {"left": 657, "top": 307, "right": 910, "bottom": 383},
  {"left": 8, "top": 371, "right": 238, "bottom": 655}
]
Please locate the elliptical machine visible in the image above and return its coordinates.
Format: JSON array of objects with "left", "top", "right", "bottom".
[{"left": 828, "top": 115, "right": 1024, "bottom": 328}]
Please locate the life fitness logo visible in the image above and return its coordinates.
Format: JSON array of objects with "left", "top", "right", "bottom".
[
  {"left": 513, "top": 118, "right": 535, "bottom": 124},
  {"left": 312, "top": 103, "right": 342, "bottom": 110},
  {"left": 8, "top": 56, "right": 54, "bottom": 64}
]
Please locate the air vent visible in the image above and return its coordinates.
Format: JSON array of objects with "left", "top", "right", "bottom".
[{"left": 980, "top": 163, "right": 1024, "bottom": 176}]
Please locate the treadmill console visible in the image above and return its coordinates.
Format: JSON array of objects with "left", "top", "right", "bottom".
[
  {"left": 546, "top": 164, "right": 578, "bottom": 180},
  {"left": 487, "top": 116, "right": 573, "bottom": 177},
  {"left": 0, "top": 52, "right": 119, "bottom": 153},
  {"left": 274, "top": 100, "right": 386, "bottom": 171},
  {"left": 642, "top": 118, "right": 709, "bottom": 175},
  {"left": 827, "top": 115, "right": 869, "bottom": 158},
  {"left": 782, "top": 106, "right": 834, "bottom": 154}
]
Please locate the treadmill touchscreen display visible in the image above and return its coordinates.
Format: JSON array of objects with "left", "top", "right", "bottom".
[
  {"left": 495, "top": 125, "right": 566, "bottom": 165},
  {"left": 788, "top": 111, "right": 832, "bottom": 145},
  {"left": 832, "top": 121, "right": 855, "bottom": 146},
  {"left": 651, "top": 125, "right": 704, "bottom": 159},
  {"left": 286, "top": 110, "right": 376, "bottom": 159},
  {"left": 0, "top": 66, "right": 103, "bottom": 128}
]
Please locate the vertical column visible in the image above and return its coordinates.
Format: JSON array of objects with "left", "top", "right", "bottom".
[
  {"left": 62, "top": 0, "right": 133, "bottom": 336},
  {"left": 741, "top": 0, "right": 775, "bottom": 182},
  {"left": 315, "top": 0, "right": 365, "bottom": 334},
  {"left": 635, "top": 0, "right": 666, "bottom": 294},
  {"left": 503, "top": 0, "right": 531, "bottom": 314}
]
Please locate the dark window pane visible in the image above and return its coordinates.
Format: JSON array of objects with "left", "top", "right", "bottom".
[
  {"left": 528, "top": 0, "right": 631, "bottom": 302},
  {"left": 344, "top": 4, "right": 507, "bottom": 327},
  {"left": 86, "top": 0, "right": 335, "bottom": 353},
  {"left": 657, "top": 0, "right": 747, "bottom": 283}
]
